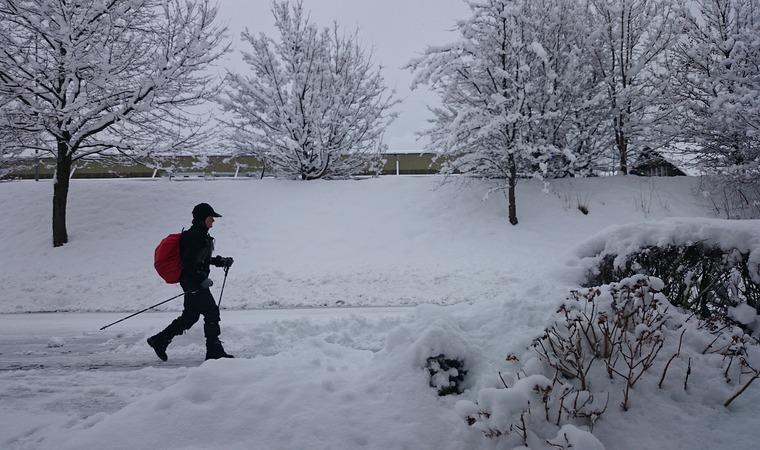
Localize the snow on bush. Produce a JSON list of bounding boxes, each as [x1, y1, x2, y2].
[[456, 374, 552, 439], [455, 372, 603, 448], [574, 219, 760, 280], [457, 275, 760, 449], [546, 424, 604, 450], [426, 354, 467, 396], [534, 275, 668, 411], [729, 303, 759, 328], [384, 311, 475, 396], [458, 276, 660, 446], [575, 218, 760, 332]]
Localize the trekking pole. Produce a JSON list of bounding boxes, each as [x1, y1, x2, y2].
[[99, 290, 197, 331], [217, 266, 230, 308]]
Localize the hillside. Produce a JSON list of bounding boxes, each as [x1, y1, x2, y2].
[[0, 175, 711, 313]]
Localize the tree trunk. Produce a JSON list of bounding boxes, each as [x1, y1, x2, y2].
[[301, 155, 330, 180], [507, 153, 518, 225], [53, 147, 71, 247], [619, 142, 628, 175], [616, 117, 628, 175]]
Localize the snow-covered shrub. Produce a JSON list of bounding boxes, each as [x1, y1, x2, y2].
[[455, 281, 676, 445], [457, 277, 666, 445], [458, 274, 760, 448], [394, 315, 474, 396], [546, 424, 605, 450], [576, 219, 760, 333], [456, 373, 606, 447], [587, 243, 760, 331], [426, 354, 467, 396], [535, 276, 667, 410], [456, 375, 552, 440]]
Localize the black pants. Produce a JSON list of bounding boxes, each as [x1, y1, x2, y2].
[[160, 285, 220, 342]]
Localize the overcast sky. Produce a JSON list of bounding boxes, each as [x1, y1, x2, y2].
[[215, 0, 469, 151]]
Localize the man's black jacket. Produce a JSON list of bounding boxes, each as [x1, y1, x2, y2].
[[180, 223, 225, 290]]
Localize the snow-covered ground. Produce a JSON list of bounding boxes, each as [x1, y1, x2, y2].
[[0, 175, 708, 313], [1, 175, 757, 449]]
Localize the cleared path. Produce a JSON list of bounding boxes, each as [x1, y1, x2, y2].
[[0, 307, 415, 372]]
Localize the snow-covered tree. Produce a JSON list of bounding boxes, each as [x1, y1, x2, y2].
[[408, 0, 603, 225], [584, 0, 678, 174], [669, 0, 760, 198], [522, 0, 609, 178], [219, 0, 397, 180], [0, 0, 228, 246]]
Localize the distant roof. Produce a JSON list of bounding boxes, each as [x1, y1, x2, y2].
[[658, 144, 703, 177]]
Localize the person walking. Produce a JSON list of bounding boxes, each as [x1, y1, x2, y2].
[[147, 202, 235, 361]]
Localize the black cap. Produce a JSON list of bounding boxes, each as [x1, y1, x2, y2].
[[192, 203, 222, 221]]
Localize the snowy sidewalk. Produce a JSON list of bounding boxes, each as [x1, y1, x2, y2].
[[0, 307, 415, 371]]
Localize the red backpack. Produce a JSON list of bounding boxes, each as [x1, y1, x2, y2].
[[154, 232, 183, 284]]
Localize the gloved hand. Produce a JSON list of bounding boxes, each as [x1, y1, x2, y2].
[[211, 256, 234, 268], [200, 278, 214, 289]]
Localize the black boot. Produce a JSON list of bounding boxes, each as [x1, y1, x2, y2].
[[147, 334, 171, 361], [205, 339, 234, 360]]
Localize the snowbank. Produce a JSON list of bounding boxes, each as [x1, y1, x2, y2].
[[572, 217, 760, 283], [47, 340, 462, 450]]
